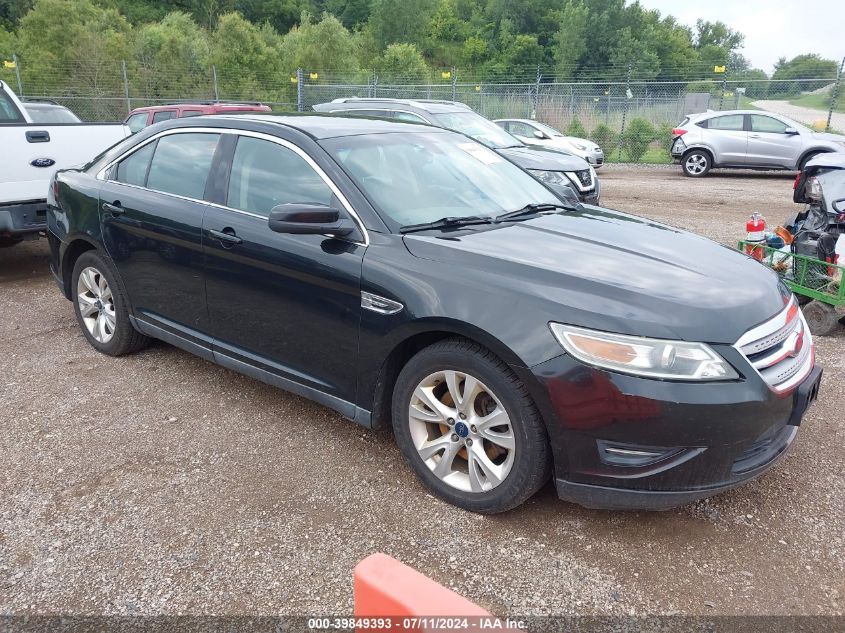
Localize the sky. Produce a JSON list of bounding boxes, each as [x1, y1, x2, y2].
[[636, 0, 844, 74]]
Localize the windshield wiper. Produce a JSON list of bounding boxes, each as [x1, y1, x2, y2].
[[494, 202, 578, 222], [400, 215, 493, 234]]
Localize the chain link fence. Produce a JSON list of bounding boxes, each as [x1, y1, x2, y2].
[[2, 58, 842, 163]]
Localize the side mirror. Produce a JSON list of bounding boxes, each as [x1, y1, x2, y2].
[[533, 129, 546, 139], [784, 127, 799, 135], [267, 203, 355, 237]]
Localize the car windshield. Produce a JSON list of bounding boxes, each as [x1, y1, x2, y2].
[[323, 131, 559, 229], [532, 122, 564, 137], [25, 105, 81, 123], [429, 111, 522, 149]]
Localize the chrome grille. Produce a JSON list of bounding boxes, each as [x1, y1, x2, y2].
[[574, 169, 593, 188], [735, 300, 814, 393]]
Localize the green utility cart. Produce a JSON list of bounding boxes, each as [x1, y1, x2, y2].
[[738, 240, 845, 336]]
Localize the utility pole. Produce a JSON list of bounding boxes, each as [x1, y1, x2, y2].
[[296, 68, 303, 112], [718, 64, 728, 111], [451, 67, 457, 102], [827, 56, 845, 132], [617, 63, 632, 161], [121, 60, 131, 114], [533, 64, 541, 118], [212, 65, 219, 102], [12, 53, 22, 95]]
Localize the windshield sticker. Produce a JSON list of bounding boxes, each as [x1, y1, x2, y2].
[[457, 142, 502, 165]]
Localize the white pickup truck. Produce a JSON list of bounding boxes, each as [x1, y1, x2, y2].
[[0, 80, 130, 246]]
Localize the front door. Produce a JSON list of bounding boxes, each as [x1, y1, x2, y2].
[[203, 134, 366, 405], [99, 131, 220, 341], [745, 114, 804, 168]]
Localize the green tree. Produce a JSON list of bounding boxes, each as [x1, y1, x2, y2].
[[281, 12, 359, 73], [0, 0, 32, 30], [590, 123, 617, 154], [132, 12, 210, 100], [368, 0, 436, 50], [565, 118, 586, 138], [375, 42, 429, 82], [622, 117, 656, 162], [234, 0, 308, 34], [772, 54, 839, 93], [551, 0, 588, 79], [210, 12, 286, 101]]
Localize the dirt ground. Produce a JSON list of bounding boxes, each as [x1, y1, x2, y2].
[[0, 165, 843, 619]]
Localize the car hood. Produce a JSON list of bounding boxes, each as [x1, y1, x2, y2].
[[403, 207, 787, 345], [497, 145, 590, 171]]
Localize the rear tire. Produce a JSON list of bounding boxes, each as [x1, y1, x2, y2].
[[71, 250, 150, 356], [391, 338, 552, 514], [802, 300, 839, 336], [682, 150, 712, 177]]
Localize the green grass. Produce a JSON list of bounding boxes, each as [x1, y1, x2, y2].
[[788, 92, 845, 114]]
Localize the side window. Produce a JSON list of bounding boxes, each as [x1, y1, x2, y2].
[[115, 141, 156, 186], [510, 122, 536, 137], [146, 133, 220, 199], [0, 88, 25, 123], [126, 112, 148, 133], [335, 109, 392, 118], [227, 136, 334, 217], [750, 115, 789, 134], [707, 115, 744, 131], [393, 111, 426, 123], [181, 110, 204, 118], [152, 110, 177, 124]]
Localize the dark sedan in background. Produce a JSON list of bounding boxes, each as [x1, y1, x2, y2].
[[46, 114, 820, 513]]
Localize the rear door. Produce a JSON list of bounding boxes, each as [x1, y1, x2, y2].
[[702, 114, 747, 165], [202, 132, 366, 406], [745, 114, 803, 168], [99, 130, 220, 348]]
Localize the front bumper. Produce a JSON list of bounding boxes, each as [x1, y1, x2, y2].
[[528, 353, 822, 511], [0, 200, 47, 238]]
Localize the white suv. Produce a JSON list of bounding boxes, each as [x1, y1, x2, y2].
[[670, 110, 845, 177]]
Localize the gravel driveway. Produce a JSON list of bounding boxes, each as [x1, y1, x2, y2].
[[752, 99, 845, 131], [1, 165, 843, 619]]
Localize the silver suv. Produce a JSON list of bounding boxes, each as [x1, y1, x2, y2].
[[670, 110, 845, 177]]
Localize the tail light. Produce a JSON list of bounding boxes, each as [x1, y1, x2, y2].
[[671, 128, 687, 137], [792, 171, 801, 190]]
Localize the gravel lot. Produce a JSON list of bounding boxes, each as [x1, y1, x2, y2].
[[1, 165, 843, 618]]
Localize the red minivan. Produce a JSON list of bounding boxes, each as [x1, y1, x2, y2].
[[123, 102, 272, 133]]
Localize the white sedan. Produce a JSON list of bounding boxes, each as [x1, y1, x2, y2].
[[495, 118, 604, 168]]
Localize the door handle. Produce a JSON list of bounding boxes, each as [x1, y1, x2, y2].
[[26, 130, 50, 143], [749, 134, 761, 138], [209, 228, 243, 245], [102, 201, 124, 215]]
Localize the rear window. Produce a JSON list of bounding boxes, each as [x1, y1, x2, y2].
[[152, 110, 177, 123], [181, 110, 204, 117], [126, 112, 148, 133], [0, 87, 25, 123], [146, 133, 220, 199]]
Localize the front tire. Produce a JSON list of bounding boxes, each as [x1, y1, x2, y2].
[[682, 150, 712, 177], [391, 338, 551, 513], [71, 250, 150, 356]]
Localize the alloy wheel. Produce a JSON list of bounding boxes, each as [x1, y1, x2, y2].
[[684, 153, 708, 175], [407, 370, 515, 493], [76, 266, 116, 344]]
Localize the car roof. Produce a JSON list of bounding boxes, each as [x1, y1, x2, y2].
[[494, 118, 541, 124], [180, 113, 443, 139], [690, 109, 779, 118], [315, 98, 471, 114], [24, 102, 67, 109]]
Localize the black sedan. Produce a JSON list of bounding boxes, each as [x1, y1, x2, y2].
[[47, 115, 821, 513]]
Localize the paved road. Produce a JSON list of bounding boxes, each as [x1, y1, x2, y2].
[[752, 99, 845, 131], [1, 166, 843, 618]]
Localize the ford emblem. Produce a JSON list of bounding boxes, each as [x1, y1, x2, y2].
[[30, 158, 56, 168]]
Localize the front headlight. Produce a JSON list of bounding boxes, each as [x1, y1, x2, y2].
[[549, 323, 739, 381], [528, 169, 569, 187]]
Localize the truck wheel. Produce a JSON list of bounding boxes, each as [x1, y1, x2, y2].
[[801, 300, 839, 336], [682, 150, 711, 177], [391, 338, 552, 514], [71, 250, 150, 356], [0, 236, 23, 248]]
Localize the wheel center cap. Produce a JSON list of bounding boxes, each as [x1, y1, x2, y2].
[[94, 299, 103, 310], [454, 421, 469, 438]]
